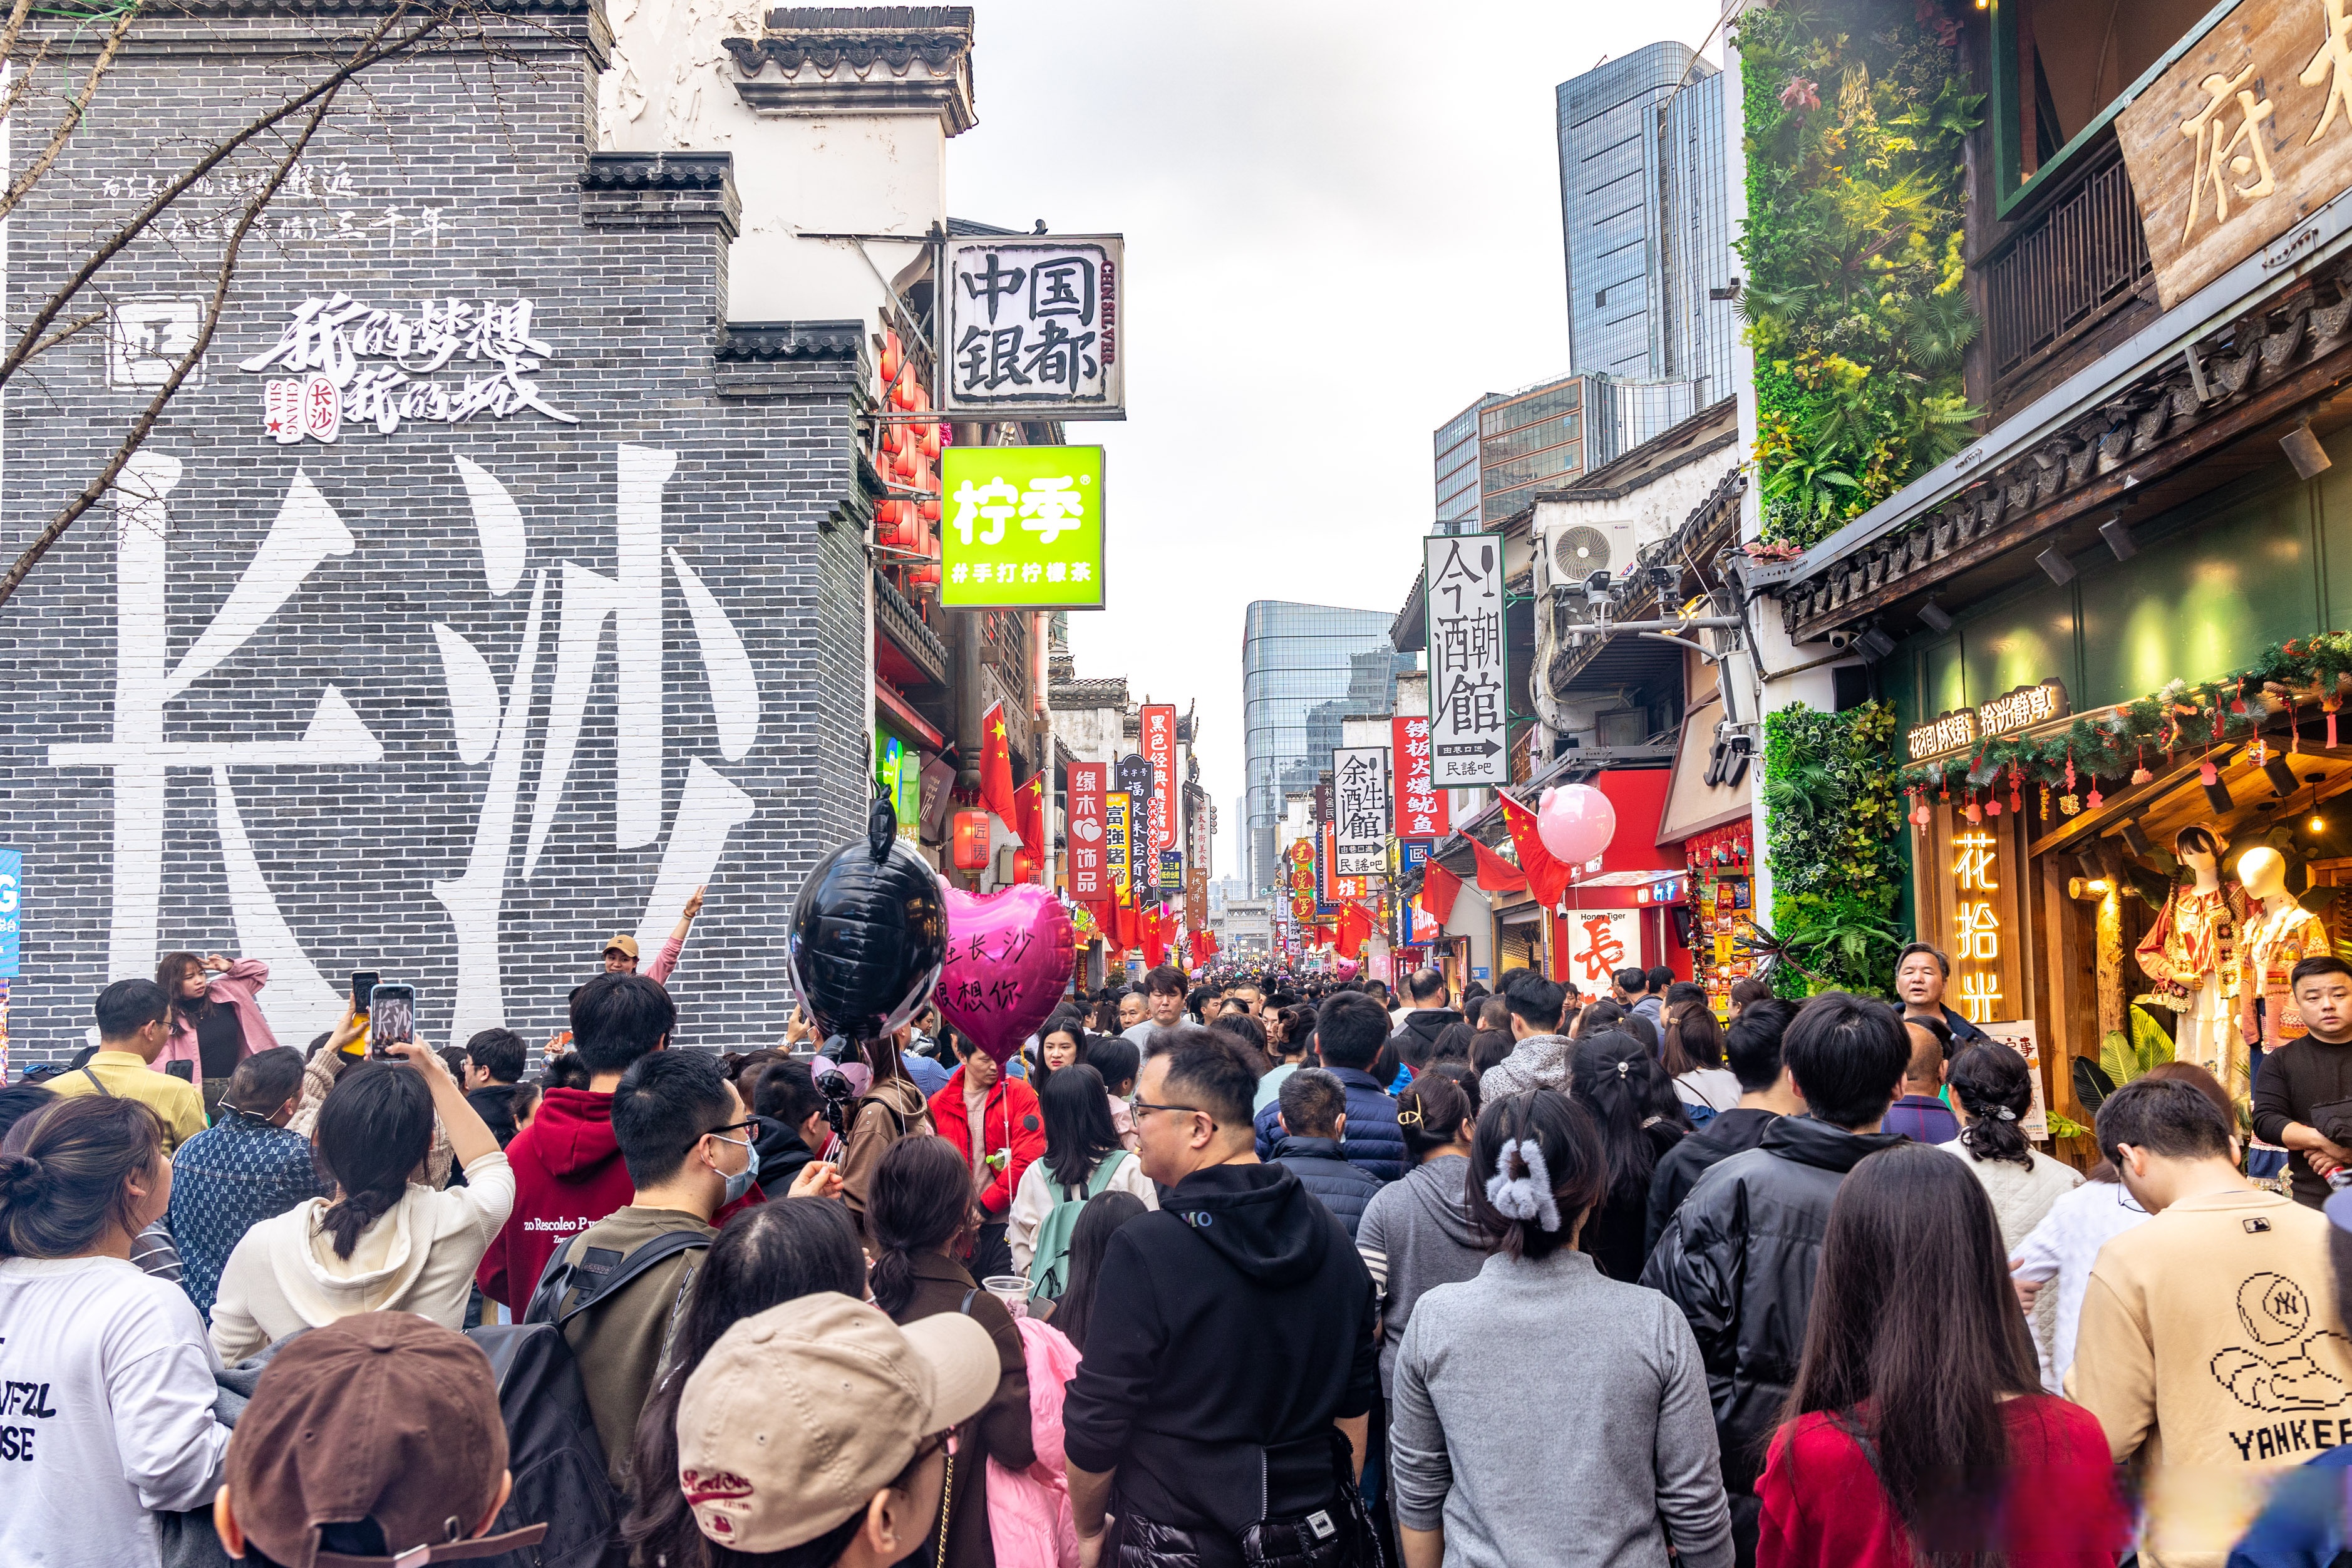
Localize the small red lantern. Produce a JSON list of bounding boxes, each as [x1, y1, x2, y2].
[[895, 445, 919, 479], [918, 498, 941, 522], [952, 809, 991, 871], [894, 376, 921, 411], [879, 330, 903, 384], [880, 423, 906, 456], [920, 423, 944, 460], [1013, 847, 1041, 884]]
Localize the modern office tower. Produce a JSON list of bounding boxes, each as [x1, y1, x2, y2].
[[1241, 602, 1406, 891]]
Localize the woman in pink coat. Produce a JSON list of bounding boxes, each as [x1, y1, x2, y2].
[[155, 951, 278, 1112]]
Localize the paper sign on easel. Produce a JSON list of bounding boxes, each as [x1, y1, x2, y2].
[[1974, 1018, 2048, 1142]]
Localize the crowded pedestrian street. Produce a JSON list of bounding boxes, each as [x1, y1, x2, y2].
[[11, 1, 2352, 1565]]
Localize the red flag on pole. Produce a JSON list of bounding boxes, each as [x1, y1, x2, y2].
[[1468, 836, 1527, 894], [1336, 904, 1371, 959], [1016, 774, 1044, 855], [1497, 793, 1572, 909], [1420, 861, 1463, 924], [980, 700, 1017, 827]]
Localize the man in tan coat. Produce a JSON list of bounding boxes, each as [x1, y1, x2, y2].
[[2071, 1077, 2352, 1567]]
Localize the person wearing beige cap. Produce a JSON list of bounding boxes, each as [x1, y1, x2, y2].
[[602, 884, 707, 984], [675, 1291, 1001, 1567], [212, 1311, 547, 1567]]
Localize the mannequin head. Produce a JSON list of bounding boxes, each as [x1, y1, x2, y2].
[[2238, 846, 2290, 902], [2177, 824, 2226, 887]]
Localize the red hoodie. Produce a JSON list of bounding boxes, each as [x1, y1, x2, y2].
[[928, 1068, 1045, 1217], [477, 1083, 765, 1306]]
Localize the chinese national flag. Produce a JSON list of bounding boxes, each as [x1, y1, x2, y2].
[[1016, 774, 1044, 855], [980, 700, 1018, 827], [1498, 793, 1573, 909], [1190, 929, 1216, 966], [1336, 904, 1371, 959], [1420, 861, 1463, 924], [1468, 836, 1527, 895], [1117, 905, 1141, 951], [1143, 909, 1170, 967]]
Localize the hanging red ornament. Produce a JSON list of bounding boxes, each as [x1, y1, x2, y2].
[[2131, 744, 2152, 787], [2039, 784, 2052, 820], [2249, 735, 2269, 768], [2065, 748, 2077, 792], [2329, 696, 2343, 750], [2231, 678, 2248, 716], [1964, 792, 1982, 824], [2085, 784, 2103, 810], [2060, 792, 2082, 817], [2213, 701, 2226, 741], [2199, 759, 2220, 787], [2009, 765, 2024, 813], [1986, 795, 2003, 817]]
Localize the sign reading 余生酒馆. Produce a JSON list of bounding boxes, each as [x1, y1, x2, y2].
[[939, 446, 1105, 610], [940, 235, 1124, 419], [1424, 534, 1509, 788], [1333, 746, 1391, 878]]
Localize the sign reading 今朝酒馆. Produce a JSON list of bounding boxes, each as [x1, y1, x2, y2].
[[1424, 534, 1509, 788]]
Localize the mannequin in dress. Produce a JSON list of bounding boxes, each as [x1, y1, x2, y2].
[[2134, 824, 2249, 1092], [2239, 846, 2331, 1059]]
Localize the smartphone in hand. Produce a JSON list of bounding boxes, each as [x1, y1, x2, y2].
[[368, 984, 416, 1059]]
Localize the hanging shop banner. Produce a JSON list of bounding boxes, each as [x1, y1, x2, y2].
[[1904, 680, 2069, 765], [1142, 704, 1177, 851], [939, 234, 1125, 418], [1115, 752, 1152, 808], [2116, 1, 2352, 309], [1158, 850, 1184, 893], [1187, 865, 1207, 932], [1391, 714, 1449, 840], [1068, 763, 1109, 901], [938, 445, 1106, 611], [1105, 790, 1133, 905], [1333, 746, 1391, 878], [1424, 533, 1508, 787], [1563, 908, 1638, 991]]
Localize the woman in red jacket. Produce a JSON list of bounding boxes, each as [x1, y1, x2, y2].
[[928, 1027, 1044, 1281], [1757, 1143, 2128, 1568]]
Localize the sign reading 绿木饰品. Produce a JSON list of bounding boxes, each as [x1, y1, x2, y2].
[[940, 235, 1125, 419], [939, 446, 1105, 609]]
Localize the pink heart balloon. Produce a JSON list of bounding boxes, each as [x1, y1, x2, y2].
[[934, 880, 1076, 1064]]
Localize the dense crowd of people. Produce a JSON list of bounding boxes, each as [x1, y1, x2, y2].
[[14, 928, 2352, 1567]]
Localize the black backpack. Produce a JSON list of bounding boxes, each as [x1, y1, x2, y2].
[[463, 1321, 622, 1568]]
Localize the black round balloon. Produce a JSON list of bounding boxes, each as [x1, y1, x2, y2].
[[788, 830, 948, 1043]]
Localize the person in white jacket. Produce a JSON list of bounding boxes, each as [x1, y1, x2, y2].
[[211, 1038, 512, 1361], [0, 1094, 233, 1568], [1008, 1065, 1155, 1282]]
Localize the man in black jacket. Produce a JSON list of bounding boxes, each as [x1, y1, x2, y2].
[[1066, 1027, 1378, 1568], [1644, 999, 1800, 1255], [1386, 968, 1461, 1065], [1641, 991, 1909, 1564], [1268, 1068, 1385, 1239], [462, 1026, 529, 1147]]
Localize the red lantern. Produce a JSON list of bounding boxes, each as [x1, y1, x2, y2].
[[917, 498, 941, 522], [920, 423, 944, 460], [880, 423, 906, 456], [908, 564, 940, 590], [894, 376, 921, 411], [1013, 847, 1041, 884], [880, 330, 902, 385], [952, 809, 991, 871], [895, 445, 919, 479]]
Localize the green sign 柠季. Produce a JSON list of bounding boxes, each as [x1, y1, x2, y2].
[[938, 445, 1105, 609]]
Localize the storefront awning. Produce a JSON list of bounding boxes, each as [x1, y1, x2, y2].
[[1658, 685, 1752, 843]]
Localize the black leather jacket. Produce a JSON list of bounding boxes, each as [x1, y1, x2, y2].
[[1638, 1115, 1907, 1493]]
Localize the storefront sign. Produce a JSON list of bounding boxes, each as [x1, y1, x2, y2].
[[1333, 746, 1391, 877], [1564, 908, 1638, 989], [940, 235, 1125, 419], [1424, 534, 1509, 787], [1105, 790, 1132, 904], [1903, 680, 2069, 764], [2117, 0, 2352, 308], [239, 294, 577, 435], [938, 445, 1106, 610], [1068, 763, 1108, 900], [1976, 1018, 2051, 1142], [1142, 704, 1177, 852], [1391, 714, 1449, 840], [1158, 849, 1184, 892], [873, 733, 921, 840], [0, 848, 20, 980]]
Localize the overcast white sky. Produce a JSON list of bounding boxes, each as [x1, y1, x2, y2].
[[948, 1, 1727, 880]]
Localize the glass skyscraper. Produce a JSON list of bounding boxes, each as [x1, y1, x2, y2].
[[1241, 602, 1408, 892], [1556, 42, 1736, 405]]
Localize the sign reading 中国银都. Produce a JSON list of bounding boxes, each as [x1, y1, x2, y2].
[[1333, 746, 1391, 878], [941, 236, 1124, 420], [2116, 0, 2352, 308], [1425, 534, 1509, 787], [939, 446, 1106, 610]]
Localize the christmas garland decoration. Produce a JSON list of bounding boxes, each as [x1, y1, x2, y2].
[[1898, 633, 2352, 820]]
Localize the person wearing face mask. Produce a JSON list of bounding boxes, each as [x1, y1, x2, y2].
[[534, 1050, 835, 1496], [163, 1046, 331, 1323]]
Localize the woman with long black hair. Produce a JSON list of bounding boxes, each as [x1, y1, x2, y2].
[[620, 1197, 869, 1568], [1570, 1031, 1691, 1281], [1043, 1189, 1148, 1349], [1008, 1064, 1155, 1295], [1756, 1143, 2127, 1567]]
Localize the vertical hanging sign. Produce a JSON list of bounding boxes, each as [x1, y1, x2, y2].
[[1391, 714, 1448, 840], [1425, 534, 1509, 787], [1333, 747, 1391, 877], [1142, 705, 1177, 852], [1068, 764, 1108, 902], [1104, 790, 1133, 905]]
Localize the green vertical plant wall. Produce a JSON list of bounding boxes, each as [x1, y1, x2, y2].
[[1735, 0, 1983, 548], [1761, 701, 1906, 996]]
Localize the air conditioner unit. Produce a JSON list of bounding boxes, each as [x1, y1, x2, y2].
[[1533, 511, 1641, 599]]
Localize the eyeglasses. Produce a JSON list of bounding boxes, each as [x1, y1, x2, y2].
[[1130, 1100, 1212, 1127], [681, 1118, 755, 1153]]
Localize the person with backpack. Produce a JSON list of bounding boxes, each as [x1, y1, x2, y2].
[[1011, 1065, 1157, 1301], [619, 1197, 870, 1568], [1043, 1190, 1150, 1349], [835, 1027, 937, 1240]]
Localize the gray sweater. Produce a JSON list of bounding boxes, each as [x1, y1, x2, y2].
[[1390, 1247, 1732, 1568], [1356, 1154, 1488, 1398], [1477, 1033, 1574, 1101]]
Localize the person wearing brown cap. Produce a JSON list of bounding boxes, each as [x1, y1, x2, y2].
[[673, 1291, 999, 1567], [213, 1311, 545, 1567], [602, 884, 707, 984]]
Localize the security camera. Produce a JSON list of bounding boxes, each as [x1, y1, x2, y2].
[[1581, 569, 1612, 601], [1826, 628, 1853, 650]]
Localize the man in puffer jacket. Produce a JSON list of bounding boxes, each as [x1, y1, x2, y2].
[[1478, 969, 1576, 1100], [1253, 991, 1404, 1180], [1641, 992, 1910, 1565], [1386, 969, 1462, 1067], [1267, 1070, 1385, 1239]]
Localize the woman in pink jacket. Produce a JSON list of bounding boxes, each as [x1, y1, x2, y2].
[[155, 951, 278, 1113]]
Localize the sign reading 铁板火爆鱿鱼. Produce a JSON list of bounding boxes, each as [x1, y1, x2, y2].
[[2117, 0, 2352, 309], [940, 235, 1123, 420], [939, 445, 1105, 610], [1903, 679, 2070, 765]]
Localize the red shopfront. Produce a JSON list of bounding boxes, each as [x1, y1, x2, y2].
[[1548, 767, 1692, 996]]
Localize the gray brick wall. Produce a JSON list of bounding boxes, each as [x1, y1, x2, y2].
[[0, 3, 874, 1065]]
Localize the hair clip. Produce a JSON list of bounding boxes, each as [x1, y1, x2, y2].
[[1616, 1060, 1631, 1078], [1992, 1106, 2018, 1121], [1485, 1137, 1563, 1232], [1397, 1108, 1423, 1126]]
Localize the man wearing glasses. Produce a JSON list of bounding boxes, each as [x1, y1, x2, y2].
[[1064, 1027, 1380, 1567], [537, 1050, 838, 1492]]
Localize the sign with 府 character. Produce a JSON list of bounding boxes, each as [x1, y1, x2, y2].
[[939, 446, 1105, 611], [940, 235, 1124, 420], [1333, 746, 1391, 878], [2117, 0, 2352, 309], [1424, 534, 1509, 788]]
